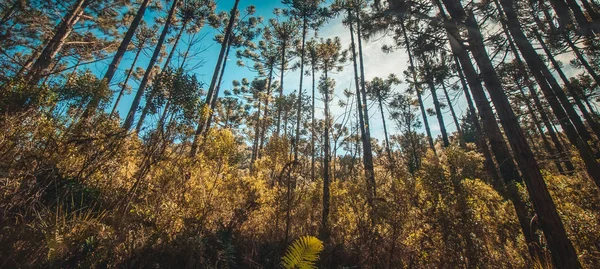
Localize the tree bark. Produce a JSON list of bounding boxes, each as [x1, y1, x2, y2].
[[110, 47, 142, 118], [26, 0, 88, 85], [467, 1, 584, 266], [123, 0, 179, 130], [293, 17, 308, 161], [400, 20, 436, 152], [191, 0, 239, 156], [425, 67, 450, 147], [499, 0, 600, 188]]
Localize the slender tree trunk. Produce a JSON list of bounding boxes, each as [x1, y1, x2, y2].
[[103, 0, 151, 84], [191, 0, 239, 156], [203, 33, 233, 136], [26, 0, 88, 85], [378, 95, 393, 162], [499, 0, 600, 188], [441, 80, 465, 147], [454, 56, 501, 185], [251, 99, 262, 169], [350, 9, 376, 207], [110, 47, 142, 118], [533, 29, 600, 139], [276, 40, 286, 136], [84, 0, 151, 117], [401, 20, 435, 152], [136, 20, 189, 132], [565, 36, 600, 86], [311, 64, 316, 181], [293, 17, 307, 161], [123, 0, 179, 130], [460, 1, 583, 266], [259, 65, 275, 156], [425, 68, 449, 147], [320, 69, 331, 242]]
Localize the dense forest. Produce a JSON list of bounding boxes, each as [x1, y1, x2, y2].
[[1, 0, 600, 268]]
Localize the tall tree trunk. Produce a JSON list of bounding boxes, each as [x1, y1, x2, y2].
[[191, 0, 239, 156], [441, 80, 465, 147], [351, 9, 376, 207], [251, 98, 262, 169], [111, 47, 142, 118], [494, 0, 575, 172], [459, 1, 583, 266], [499, 0, 600, 188], [123, 0, 179, 130], [454, 56, 501, 185], [320, 69, 331, 243], [103, 0, 151, 84], [311, 64, 316, 181], [26, 0, 88, 85], [377, 95, 393, 162], [259, 65, 275, 156], [565, 35, 600, 86], [401, 20, 435, 152], [438, 2, 536, 261], [202, 40, 233, 139], [293, 17, 308, 161], [135, 19, 189, 133], [275, 40, 286, 136], [425, 68, 450, 147], [533, 29, 600, 139]]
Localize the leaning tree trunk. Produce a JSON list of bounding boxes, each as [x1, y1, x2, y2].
[[424, 67, 450, 147], [438, 2, 536, 261], [460, 1, 583, 266], [441, 80, 465, 147], [123, 0, 179, 130], [275, 39, 287, 136], [26, 0, 88, 85], [454, 56, 502, 186], [136, 19, 190, 133], [320, 69, 331, 243], [191, 0, 239, 156], [84, 0, 152, 117], [110, 47, 141, 118], [498, 0, 600, 188], [377, 94, 393, 162], [401, 20, 436, 152]]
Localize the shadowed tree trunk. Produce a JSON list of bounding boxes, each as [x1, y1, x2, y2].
[[449, 0, 583, 266], [26, 0, 88, 85], [498, 0, 600, 188]]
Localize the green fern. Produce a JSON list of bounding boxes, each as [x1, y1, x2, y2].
[[280, 236, 324, 269]]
